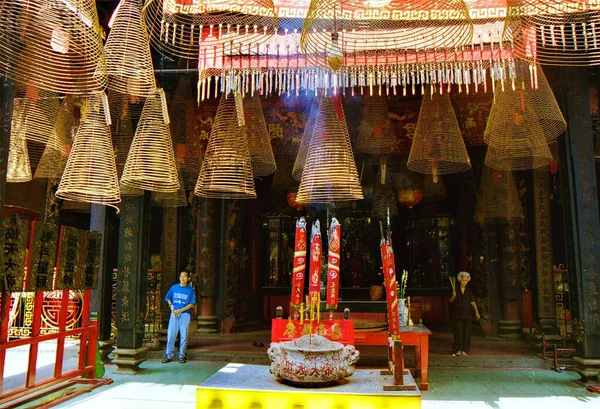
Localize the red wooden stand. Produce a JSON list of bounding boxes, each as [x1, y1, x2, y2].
[[381, 337, 416, 391], [0, 289, 111, 406]]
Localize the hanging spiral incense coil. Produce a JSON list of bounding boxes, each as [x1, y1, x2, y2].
[[0, 0, 107, 94], [422, 174, 447, 203], [372, 163, 398, 219], [408, 89, 471, 178], [18, 90, 61, 145], [504, 0, 600, 66], [141, 0, 278, 60], [355, 94, 397, 154], [7, 100, 32, 183], [292, 96, 319, 181], [151, 171, 188, 207], [301, 0, 473, 71], [122, 89, 181, 192], [169, 76, 202, 190], [195, 92, 256, 199], [105, 0, 156, 97], [244, 93, 276, 177], [484, 75, 553, 170], [297, 94, 363, 204], [56, 92, 121, 209], [475, 164, 524, 224]]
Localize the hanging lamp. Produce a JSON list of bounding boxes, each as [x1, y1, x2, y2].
[[297, 94, 363, 204], [56, 92, 121, 210], [503, 0, 600, 66], [301, 0, 473, 72], [105, 0, 156, 97], [244, 93, 276, 177], [195, 92, 256, 199], [407, 89, 471, 180], [141, 0, 278, 60]]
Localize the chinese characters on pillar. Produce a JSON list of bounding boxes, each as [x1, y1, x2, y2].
[[25, 222, 59, 292], [118, 202, 136, 325], [0, 216, 29, 292], [56, 226, 81, 290], [82, 231, 101, 290]]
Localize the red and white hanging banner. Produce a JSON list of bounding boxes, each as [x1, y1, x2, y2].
[[326, 218, 341, 310], [308, 220, 322, 306], [290, 217, 307, 308], [381, 236, 400, 335]]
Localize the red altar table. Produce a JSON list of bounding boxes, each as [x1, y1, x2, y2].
[[354, 324, 432, 391], [271, 319, 355, 346]]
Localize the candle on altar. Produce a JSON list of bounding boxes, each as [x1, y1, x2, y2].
[[299, 302, 304, 325], [317, 293, 320, 324]]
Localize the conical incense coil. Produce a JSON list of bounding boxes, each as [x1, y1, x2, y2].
[[122, 89, 181, 193], [503, 0, 600, 67], [6, 100, 32, 183], [141, 0, 278, 60], [195, 92, 256, 199], [297, 94, 363, 204], [34, 96, 77, 180], [151, 172, 187, 207], [355, 95, 397, 154], [408, 90, 471, 177], [244, 93, 276, 177], [169, 76, 201, 190], [108, 91, 135, 178], [372, 162, 398, 219], [105, 0, 156, 97], [0, 0, 107, 94], [484, 78, 553, 170], [17, 90, 61, 145], [475, 164, 524, 224], [292, 96, 319, 181], [422, 174, 447, 203], [56, 92, 121, 209], [301, 0, 473, 71]]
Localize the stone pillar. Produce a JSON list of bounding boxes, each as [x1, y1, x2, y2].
[[558, 67, 600, 381], [160, 207, 178, 330], [196, 198, 218, 333], [0, 76, 14, 211], [113, 194, 151, 374], [246, 199, 262, 320], [90, 204, 117, 362], [533, 169, 556, 333], [498, 222, 522, 338], [484, 224, 501, 336]]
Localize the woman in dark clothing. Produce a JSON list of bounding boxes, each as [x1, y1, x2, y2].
[[450, 271, 480, 356]]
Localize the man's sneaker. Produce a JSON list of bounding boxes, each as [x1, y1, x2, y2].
[[161, 358, 172, 363]]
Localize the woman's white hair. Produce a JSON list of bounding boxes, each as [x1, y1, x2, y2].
[[457, 271, 471, 281]]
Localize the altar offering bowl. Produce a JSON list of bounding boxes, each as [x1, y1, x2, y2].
[[267, 334, 360, 386]]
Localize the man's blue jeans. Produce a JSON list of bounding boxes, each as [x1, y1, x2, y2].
[[165, 312, 191, 360]]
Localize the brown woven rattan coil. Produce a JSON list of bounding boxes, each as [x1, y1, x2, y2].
[[297, 94, 363, 204], [244, 93, 276, 177], [422, 174, 447, 203], [122, 89, 180, 193], [301, 0, 473, 71], [105, 0, 156, 97], [141, 0, 278, 60], [56, 92, 121, 209], [292, 96, 319, 181], [195, 92, 256, 199], [503, 0, 600, 66], [355, 95, 397, 154], [407, 90, 471, 176], [0, 0, 107, 94]]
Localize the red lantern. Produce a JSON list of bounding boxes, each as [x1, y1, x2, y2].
[[287, 192, 304, 211], [397, 188, 423, 209]]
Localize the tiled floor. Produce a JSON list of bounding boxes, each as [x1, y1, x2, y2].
[[49, 362, 600, 409]]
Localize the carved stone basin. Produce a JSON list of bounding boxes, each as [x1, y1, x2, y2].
[[267, 334, 360, 386]]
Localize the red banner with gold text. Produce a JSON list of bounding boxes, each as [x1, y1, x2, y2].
[[308, 220, 322, 306], [290, 217, 307, 308], [326, 218, 341, 310]]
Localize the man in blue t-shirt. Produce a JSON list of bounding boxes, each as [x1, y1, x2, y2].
[[162, 271, 196, 363]]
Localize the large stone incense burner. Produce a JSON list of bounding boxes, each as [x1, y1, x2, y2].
[[267, 334, 360, 386]]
